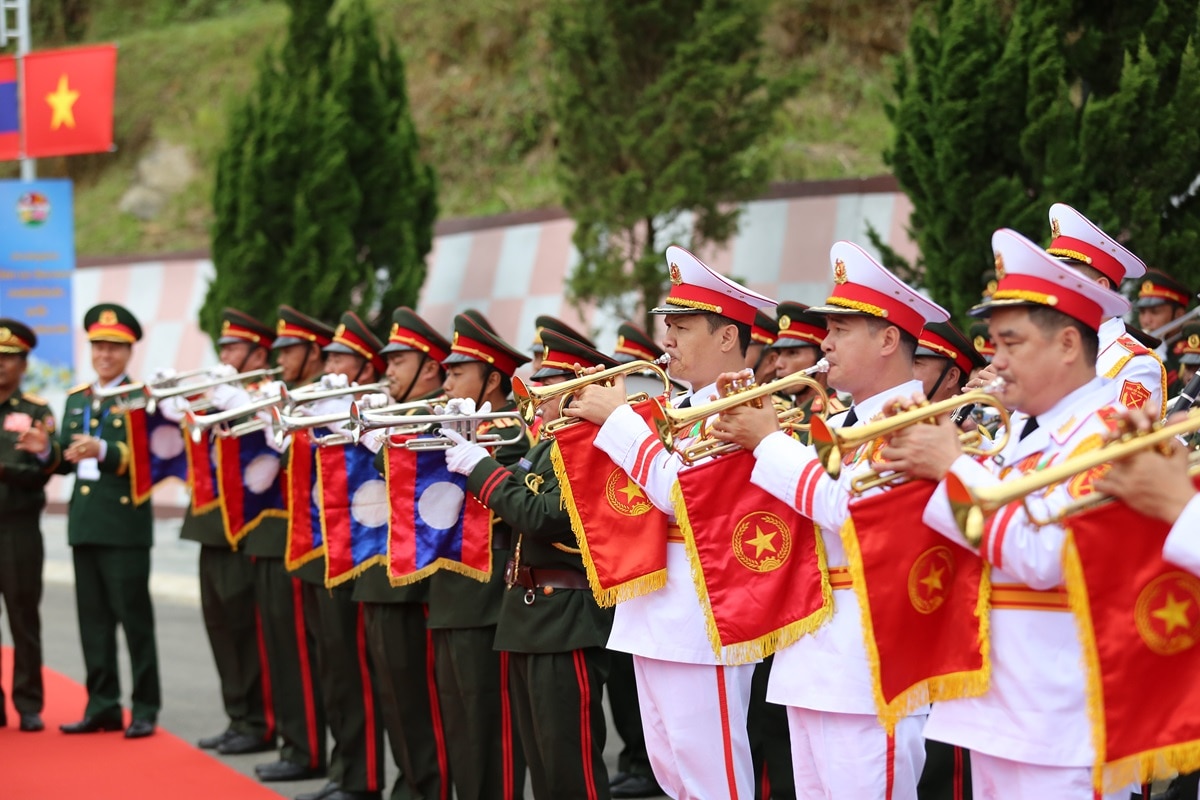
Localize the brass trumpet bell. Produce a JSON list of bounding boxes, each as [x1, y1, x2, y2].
[[511, 358, 672, 426]]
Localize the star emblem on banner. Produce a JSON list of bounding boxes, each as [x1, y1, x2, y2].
[[908, 546, 955, 615], [46, 74, 80, 129], [732, 511, 791, 573], [1136, 572, 1200, 655], [604, 468, 652, 516]]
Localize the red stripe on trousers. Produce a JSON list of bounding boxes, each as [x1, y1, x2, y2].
[[423, 610, 450, 800], [953, 745, 963, 800], [500, 651, 514, 800], [885, 732, 896, 799], [572, 650, 599, 800], [355, 604, 380, 791], [292, 579, 321, 768], [714, 666, 738, 800], [253, 585, 276, 739]]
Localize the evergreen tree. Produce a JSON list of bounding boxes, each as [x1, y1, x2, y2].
[[200, 0, 436, 338], [548, 0, 790, 329]]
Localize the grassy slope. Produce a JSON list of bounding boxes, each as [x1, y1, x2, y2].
[[1, 0, 915, 257]]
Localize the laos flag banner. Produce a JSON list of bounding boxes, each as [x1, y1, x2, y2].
[[0, 56, 17, 161], [319, 442, 389, 588], [286, 428, 325, 571], [217, 434, 285, 550]]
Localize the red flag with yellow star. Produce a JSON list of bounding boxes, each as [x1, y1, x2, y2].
[[22, 45, 117, 158], [1062, 493, 1200, 792]]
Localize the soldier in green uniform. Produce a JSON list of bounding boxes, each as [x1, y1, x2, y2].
[[170, 308, 277, 754], [0, 320, 59, 733], [747, 309, 780, 385], [431, 312, 531, 800], [55, 304, 160, 738], [771, 302, 837, 442], [1136, 269, 1193, 396], [252, 306, 334, 784], [442, 329, 616, 799], [968, 322, 995, 366], [528, 314, 594, 376], [353, 307, 453, 800], [913, 321, 987, 405]]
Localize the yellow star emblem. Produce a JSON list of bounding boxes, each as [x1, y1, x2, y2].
[[745, 526, 777, 559], [46, 74, 80, 130], [1153, 592, 1193, 635], [920, 564, 945, 594], [616, 478, 645, 504]]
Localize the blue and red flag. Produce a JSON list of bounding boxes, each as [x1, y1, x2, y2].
[[0, 56, 18, 161], [125, 405, 189, 506], [319, 442, 389, 587], [185, 426, 221, 514], [218, 433, 286, 550], [386, 435, 492, 586], [286, 428, 325, 571]]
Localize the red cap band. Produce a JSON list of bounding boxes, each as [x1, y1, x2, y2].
[[1047, 235, 1127, 285]]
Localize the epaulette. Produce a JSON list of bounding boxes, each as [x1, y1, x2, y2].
[[1123, 322, 1162, 351], [67, 383, 90, 395], [1115, 334, 1152, 358], [489, 417, 520, 429], [22, 392, 48, 406]]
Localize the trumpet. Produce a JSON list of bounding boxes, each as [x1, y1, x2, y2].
[[148, 366, 220, 387], [947, 408, 1200, 547], [368, 409, 530, 451], [90, 381, 147, 412], [271, 398, 440, 448], [185, 392, 285, 443], [279, 381, 390, 413], [512, 356, 672, 427], [650, 360, 831, 464], [144, 367, 282, 414], [812, 379, 1010, 489]]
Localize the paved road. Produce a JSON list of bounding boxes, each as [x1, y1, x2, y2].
[[35, 513, 646, 800]]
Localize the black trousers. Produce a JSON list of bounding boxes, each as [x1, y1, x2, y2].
[[254, 557, 326, 769], [0, 531, 43, 715], [917, 739, 972, 800], [198, 546, 269, 738], [748, 655, 795, 799]]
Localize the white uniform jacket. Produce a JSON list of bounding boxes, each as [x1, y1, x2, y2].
[[1098, 317, 1166, 418], [1165, 494, 1200, 577]]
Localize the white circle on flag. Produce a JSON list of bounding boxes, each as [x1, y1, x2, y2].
[[312, 482, 322, 509], [417, 481, 465, 530], [351, 479, 389, 529], [150, 425, 185, 460], [245, 454, 281, 494]]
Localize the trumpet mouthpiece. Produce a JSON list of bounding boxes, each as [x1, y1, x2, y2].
[[652, 353, 671, 366], [807, 359, 830, 375], [981, 376, 1006, 393]]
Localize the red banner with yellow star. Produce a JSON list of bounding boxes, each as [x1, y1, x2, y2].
[[1063, 492, 1200, 792], [844, 480, 990, 731], [672, 450, 832, 664], [548, 398, 669, 607], [22, 45, 117, 159]]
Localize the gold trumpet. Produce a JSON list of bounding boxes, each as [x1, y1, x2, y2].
[[812, 379, 1010, 488], [650, 360, 831, 464], [947, 408, 1200, 547], [512, 356, 672, 427]]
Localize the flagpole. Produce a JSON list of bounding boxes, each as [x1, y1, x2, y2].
[[15, 0, 32, 181]]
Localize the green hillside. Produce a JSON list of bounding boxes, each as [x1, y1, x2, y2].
[[2, 0, 917, 257]]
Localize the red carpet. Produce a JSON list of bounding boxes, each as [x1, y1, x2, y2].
[[0, 646, 282, 799]]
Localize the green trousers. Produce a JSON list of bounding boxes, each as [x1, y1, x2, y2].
[[0, 531, 43, 715]]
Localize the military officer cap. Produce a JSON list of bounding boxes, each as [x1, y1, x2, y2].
[[530, 315, 594, 355], [324, 311, 387, 374], [461, 308, 497, 335], [972, 229, 1129, 330], [218, 308, 275, 348], [273, 306, 336, 350], [1136, 269, 1192, 310], [84, 303, 142, 343], [612, 321, 665, 364], [1046, 203, 1146, 285], [531, 330, 619, 381], [0, 319, 36, 354], [751, 309, 779, 347], [809, 242, 949, 338], [916, 321, 988, 374], [1176, 322, 1200, 366], [379, 307, 452, 361], [444, 312, 530, 377], [969, 321, 995, 363], [653, 245, 776, 326], [771, 302, 827, 350]]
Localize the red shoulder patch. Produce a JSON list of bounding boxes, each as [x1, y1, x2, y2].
[[1119, 380, 1152, 410], [1116, 335, 1151, 357]]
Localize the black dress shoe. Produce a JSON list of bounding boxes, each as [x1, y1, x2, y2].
[[255, 760, 325, 782], [295, 781, 340, 800], [610, 773, 665, 798], [124, 719, 156, 739], [198, 729, 235, 749], [18, 713, 44, 732], [218, 732, 276, 755], [60, 715, 124, 734], [610, 771, 632, 787]]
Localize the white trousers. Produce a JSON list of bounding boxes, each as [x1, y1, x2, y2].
[[969, 751, 1129, 800], [632, 655, 756, 799], [787, 707, 926, 799]]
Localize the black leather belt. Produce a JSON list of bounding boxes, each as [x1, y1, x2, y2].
[[503, 558, 589, 604]]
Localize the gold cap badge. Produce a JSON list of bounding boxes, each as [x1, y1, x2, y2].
[[833, 259, 848, 285], [669, 262, 683, 285], [1051, 217, 1061, 239], [99, 310, 118, 326], [994, 253, 1006, 281], [778, 315, 791, 330]]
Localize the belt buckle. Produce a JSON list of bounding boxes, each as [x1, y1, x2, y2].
[[524, 588, 536, 606]]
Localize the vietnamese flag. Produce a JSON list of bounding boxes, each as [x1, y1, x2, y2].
[[22, 44, 117, 158], [0, 56, 18, 160]]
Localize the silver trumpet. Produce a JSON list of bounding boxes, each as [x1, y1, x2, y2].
[[185, 392, 285, 444], [350, 404, 529, 451], [145, 367, 282, 415], [279, 381, 390, 414], [270, 399, 438, 448], [90, 381, 147, 412]]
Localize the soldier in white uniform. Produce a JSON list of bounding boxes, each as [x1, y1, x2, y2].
[[711, 241, 950, 799], [565, 246, 775, 798], [872, 228, 1134, 798], [1045, 203, 1167, 418]]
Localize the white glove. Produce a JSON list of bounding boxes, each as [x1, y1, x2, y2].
[[360, 429, 388, 454], [258, 380, 285, 399], [360, 392, 391, 409], [151, 367, 178, 384], [158, 394, 190, 423], [320, 373, 349, 390], [208, 364, 238, 379], [477, 401, 492, 415], [304, 396, 352, 418], [441, 428, 489, 475], [445, 397, 475, 416], [211, 383, 251, 412]]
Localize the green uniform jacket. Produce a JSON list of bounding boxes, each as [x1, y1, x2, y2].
[[426, 401, 530, 630], [467, 439, 613, 654], [55, 380, 153, 547], [0, 389, 60, 531], [180, 505, 228, 547]]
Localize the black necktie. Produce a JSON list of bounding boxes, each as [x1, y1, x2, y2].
[[843, 406, 858, 427], [677, 396, 692, 409], [1019, 416, 1039, 441]]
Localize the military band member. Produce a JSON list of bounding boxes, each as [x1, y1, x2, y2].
[[54, 304, 161, 738], [913, 322, 987, 406], [353, 307, 453, 800], [968, 322, 995, 366], [1175, 321, 1200, 391], [566, 246, 776, 797], [432, 311, 531, 800], [711, 243, 949, 799], [1046, 203, 1167, 417], [251, 306, 334, 783], [882, 229, 1133, 798], [528, 314, 594, 376], [1135, 269, 1193, 394], [747, 309, 780, 385], [771, 302, 837, 427], [0, 320, 59, 733]]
